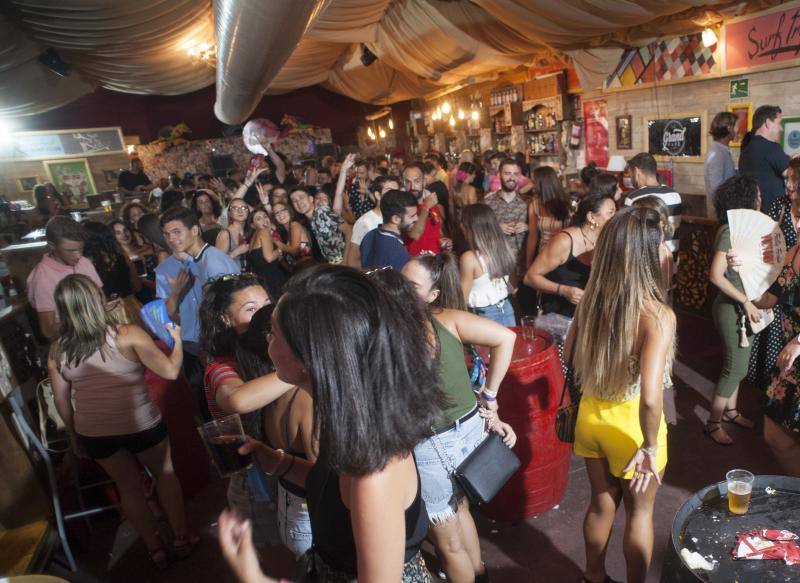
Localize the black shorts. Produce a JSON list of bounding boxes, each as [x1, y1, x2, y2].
[[77, 421, 168, 460]]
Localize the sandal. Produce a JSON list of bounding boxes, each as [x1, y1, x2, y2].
[[722, 408, 755, 429], [171, 533, 200, 560], [704, 421, 734, 445], [148, 547, 169, 570]]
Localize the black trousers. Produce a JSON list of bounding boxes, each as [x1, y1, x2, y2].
[[183, 351, 212, 423]]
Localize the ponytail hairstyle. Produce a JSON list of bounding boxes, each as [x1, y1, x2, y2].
[[533, 166, 571, 222], [580, 161, 601, 187], [411, 252, 466, 311], [460, 203, 515, 280]]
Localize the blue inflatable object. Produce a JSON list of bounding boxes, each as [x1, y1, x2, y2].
[[140, 299, 176, 348]]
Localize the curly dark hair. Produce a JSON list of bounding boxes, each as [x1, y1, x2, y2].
[[713, 175, 760, 224], [82, 221, 125, 280], [199, 274, 267, 358], [276, 264, 447, 475]]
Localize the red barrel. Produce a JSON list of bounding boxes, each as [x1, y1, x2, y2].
[[479, 327, 572, 521]]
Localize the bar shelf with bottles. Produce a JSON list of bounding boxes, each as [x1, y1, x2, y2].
[[489, 85, 523, 143]]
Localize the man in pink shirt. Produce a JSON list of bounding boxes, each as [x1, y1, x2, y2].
[[27, 216, 102, 338]]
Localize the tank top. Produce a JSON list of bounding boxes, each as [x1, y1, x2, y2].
[[433, 318, 478, 430], [531, 198, 567, 252], [278, 388, 309, 498], [541, 232, 591, 318], [246, 247, 288, 299], [59, 330, 161, 437], [468, 253, 509, 308], [305, 461, 428, 576]]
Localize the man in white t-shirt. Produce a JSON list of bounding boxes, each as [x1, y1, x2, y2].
[[345, 175, 400, 268]]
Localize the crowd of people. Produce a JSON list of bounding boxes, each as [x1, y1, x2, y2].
[[20, 104, 800, 583]]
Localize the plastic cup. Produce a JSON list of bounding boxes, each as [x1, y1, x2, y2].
[[726, 469, 755, 515], [197, 414, 253, 477]]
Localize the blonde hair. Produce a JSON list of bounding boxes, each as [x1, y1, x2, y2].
[[632, 196, 673, 238], [50, 274, 116, 369], [573, 208, 674, 393]]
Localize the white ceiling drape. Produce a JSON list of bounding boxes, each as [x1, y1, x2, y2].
[[0, 0, 774, 117]]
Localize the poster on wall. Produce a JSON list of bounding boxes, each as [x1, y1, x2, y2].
[[726, 103, 752, 148], [3, 127, 126, 161], [43, 158, 97, 205], [725, 2, 800, 73], [644, 112, 707, 163], [583, 100, 609, 168], [781, 117, 800, 157]]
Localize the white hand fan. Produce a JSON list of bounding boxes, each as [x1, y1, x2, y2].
[[727, 209, 786, 300]]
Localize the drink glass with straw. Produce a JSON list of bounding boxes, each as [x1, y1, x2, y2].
[[198, 414, 253, 477], [726, 469, 755, 515]]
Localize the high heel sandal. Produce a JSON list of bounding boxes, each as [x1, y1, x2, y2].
[[148, 547, 169, 570], [704, 420, 734, 445], [171, 533, 200, 560], [722, 408, 755, 429]]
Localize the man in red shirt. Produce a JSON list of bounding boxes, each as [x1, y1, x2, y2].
[[401, 162, 452, 256]]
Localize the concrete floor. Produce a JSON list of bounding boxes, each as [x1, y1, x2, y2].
[[45, 310, 786, 583]]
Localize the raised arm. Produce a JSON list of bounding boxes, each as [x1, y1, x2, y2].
[[119, 323, 183, 379], [335, 154, 356, 216], [264, 143, 286, 185]]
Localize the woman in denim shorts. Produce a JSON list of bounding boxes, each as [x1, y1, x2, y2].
[[402, 254, 518, 583]]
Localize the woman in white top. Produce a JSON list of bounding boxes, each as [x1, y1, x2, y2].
[[459, 203, 516, 326]]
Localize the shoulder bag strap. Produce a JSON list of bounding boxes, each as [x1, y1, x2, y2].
[[558, 320, 578, 408]]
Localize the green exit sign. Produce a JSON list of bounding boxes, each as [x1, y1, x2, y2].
[[730, 78, 749, 99]]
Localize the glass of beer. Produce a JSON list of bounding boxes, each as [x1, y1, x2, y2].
[[726, 469, 755, 515], [198, 414, 253, 477]]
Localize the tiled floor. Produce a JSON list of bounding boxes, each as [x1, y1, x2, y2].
[[45, 310, 786, 583]]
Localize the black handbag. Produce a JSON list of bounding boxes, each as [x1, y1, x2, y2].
[[454, 432, 521, 505], [555, 324, 580, 443]]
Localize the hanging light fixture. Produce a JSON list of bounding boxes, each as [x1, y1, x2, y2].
[[388, 118, 394, 130], [379, 127, 386, 138], [442, 101, 452, 115], [702, 27, 718, 48], [471, 110, 479, 121], [449, 115, 456, 127], [458, 109, 465, 120]]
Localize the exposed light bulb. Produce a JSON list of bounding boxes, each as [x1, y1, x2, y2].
[[449, 115, 456, 127], [442, 102, 452, 115], [379, 127, 386, 138], [702, 27, 718, 48], [388, 118, 394, 130], [471, 110, 479, 121], [126, 145, 136, 155], [458, 109, 465, 120]]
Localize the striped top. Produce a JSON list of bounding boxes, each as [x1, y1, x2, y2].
[[204, 357, 241, 420], [624, 186, 682, 257]]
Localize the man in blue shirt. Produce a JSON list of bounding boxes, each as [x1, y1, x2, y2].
[[360, 189, 418, 271], [156, 205, 239, 420], [739, 105, 790, 211]]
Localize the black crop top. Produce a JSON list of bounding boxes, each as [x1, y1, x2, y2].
[[305, 460, 428, 576], [541, 231, 591, 318]]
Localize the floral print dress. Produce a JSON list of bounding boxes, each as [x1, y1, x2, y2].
[[765, 255, 800, 434]]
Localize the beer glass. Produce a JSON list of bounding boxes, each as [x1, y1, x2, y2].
[[726, 469, 755, 515], [198, 414, 253, 477]]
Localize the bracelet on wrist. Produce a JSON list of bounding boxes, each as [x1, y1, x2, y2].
[[265, 449, 285, 476], [641, 444, 657, 456], [482, 386, 498, 398], [481, 393, 497, 402]]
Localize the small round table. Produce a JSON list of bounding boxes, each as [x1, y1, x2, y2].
[[662, 474, 800, 582]]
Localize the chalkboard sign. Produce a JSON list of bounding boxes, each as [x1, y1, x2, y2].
[[644, 112, 707, 163], [1, 127, 125, 161]]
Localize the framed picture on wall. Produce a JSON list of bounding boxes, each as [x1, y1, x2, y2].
[[726, 103, 752, 148], [643, 111, 707, 164], [43, 158, 97, 206], [616, 115, 633, 149], [16, 176, 38, 193], [781, 116, 800, 157]]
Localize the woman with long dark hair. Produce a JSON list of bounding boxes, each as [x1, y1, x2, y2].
[[246, 206, 288, 299], [589, 173, 623, 203], [569, 208, 674, 583], [401, 253, 516, 583], [82, 221, 148, 306], [48, 274, 194, 569], [459, 203, 516, 326], [524, 194, 616, 320], [191, 189, 223, 231], [453, 162, 479, 219], [272, 201, 313, 270], [223, 265, 447, 581], [235, 305, 315, 558], [526, 166, 573, 268]]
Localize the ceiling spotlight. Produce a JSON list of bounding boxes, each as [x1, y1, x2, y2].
[[702, 27, 718, 48], [360, 43, 378, 67]]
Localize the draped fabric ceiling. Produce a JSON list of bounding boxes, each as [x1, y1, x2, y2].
[[0, 0, 775, 118]]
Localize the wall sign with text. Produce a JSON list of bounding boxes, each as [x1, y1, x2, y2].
[[726, 2, 800, 73], [0, 127, 125, 161], [644, 112, 707, 164]]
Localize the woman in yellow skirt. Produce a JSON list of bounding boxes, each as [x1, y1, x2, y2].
[[566, 207, 676, 583]]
